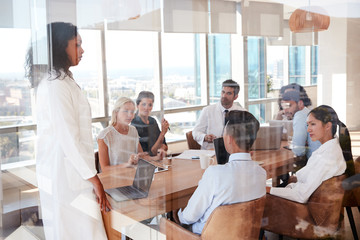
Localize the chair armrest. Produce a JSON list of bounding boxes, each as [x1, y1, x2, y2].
[[159, 217, 200, 240]]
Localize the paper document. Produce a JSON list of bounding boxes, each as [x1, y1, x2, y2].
[[175, 150, 215, 160]]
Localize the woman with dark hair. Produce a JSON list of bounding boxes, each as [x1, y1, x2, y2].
[[269, 105, 352, 203], [131, 91, 169, 156], [26, 22, 109, 239]]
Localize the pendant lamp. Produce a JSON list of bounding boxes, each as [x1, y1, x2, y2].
[[289, 6, 330, 33]]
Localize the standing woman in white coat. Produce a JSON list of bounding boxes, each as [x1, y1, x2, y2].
[[26, 22, 111, 239]]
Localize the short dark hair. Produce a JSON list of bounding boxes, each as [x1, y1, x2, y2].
[[136, 91, 155, 105], [224, 110, 260, 151], [222, 79, 240, 96]]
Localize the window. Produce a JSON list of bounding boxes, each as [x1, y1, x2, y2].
[[164, 110, 200, 141], [106, 31, 159, 110], [0, 28, 33, 127], [311, 45, 318, 85], [72, 29, 104, 117], [208, 34, 231, 103], [162, 33, 204, 108], [247, 37, 266, 122], [289, 46, 306, 85]]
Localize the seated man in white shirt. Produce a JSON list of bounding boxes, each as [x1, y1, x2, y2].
[[173, 110, 266, 235], [192, 79, 246, 150]]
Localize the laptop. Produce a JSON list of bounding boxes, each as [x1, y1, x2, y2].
[[214, 137, 230, 165], [105, 158, 156, 202], [269, 120, 293, 141], [251, 126, 283, 150]]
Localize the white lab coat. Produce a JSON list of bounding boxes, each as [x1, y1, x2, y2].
[[36, 70, 107, 240]]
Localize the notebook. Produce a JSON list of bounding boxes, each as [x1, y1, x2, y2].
[[269, 120, 293, 141], [214, 137, 230, 165], [105, 158, 156, 202], [251, 126, 283, 150]]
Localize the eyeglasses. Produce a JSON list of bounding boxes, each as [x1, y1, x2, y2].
[[120, 110, 135, 115]]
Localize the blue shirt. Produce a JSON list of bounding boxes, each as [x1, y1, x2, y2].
[[178, 152, 266, 234], [292, 107, 321, 158]]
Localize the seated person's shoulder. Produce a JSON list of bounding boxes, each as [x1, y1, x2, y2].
[[147, 116, 157, 124], [131, 115, 142, 125], [98, 126, 112, 139]]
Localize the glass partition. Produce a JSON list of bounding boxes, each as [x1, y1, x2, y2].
[[0, 0, 359, 239]]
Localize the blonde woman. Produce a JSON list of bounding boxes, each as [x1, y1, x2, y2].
[[97, 97, 163, 171]]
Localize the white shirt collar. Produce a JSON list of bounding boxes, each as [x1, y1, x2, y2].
[[229, 152, 252, 162], [218, 102, 232, 113]]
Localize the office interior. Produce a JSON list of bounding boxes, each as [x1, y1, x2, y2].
[[0, 0, 360, 239]]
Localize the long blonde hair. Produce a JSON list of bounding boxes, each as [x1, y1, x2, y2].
[[110, 97, 135, 126]]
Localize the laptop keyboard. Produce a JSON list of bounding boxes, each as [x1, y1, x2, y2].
[[118, 186, 145, 199]]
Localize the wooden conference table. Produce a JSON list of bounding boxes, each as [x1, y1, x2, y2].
[[99, 141, 294, 239]]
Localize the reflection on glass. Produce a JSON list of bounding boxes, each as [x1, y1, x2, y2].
[[209, 34, 231, 104], [0, 130, 36, 165], [162, 33, 202, 108]]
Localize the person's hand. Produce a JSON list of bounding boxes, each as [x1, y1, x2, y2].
[[172, 209, 181, 224], [89, 175, 112, 212], [157, 149, 166, 160], [161, 119, 170, 134], [288, 175, 298, 184], [276, 110, 286, 120], [128, 154, 139, 166], [204, 134, 216, 143]]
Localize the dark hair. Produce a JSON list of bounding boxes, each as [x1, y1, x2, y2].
[[25, 22, 78, 88], [136, 91, 155, 105], [224, 110, 260, 151], [309, 105, 354, 176], [222, 79, 240, 96], [278, 83, 312, 110]]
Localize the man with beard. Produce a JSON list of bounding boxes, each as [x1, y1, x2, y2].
[[281, 89, 321, 159], [192, 79, 246, 150]]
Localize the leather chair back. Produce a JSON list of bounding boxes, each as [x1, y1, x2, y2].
[[160, 195, 266, 240], [186, 131, 201, 150], [307, 174, 346, 231], [262, 174, 346, 239], [201, 196, 266, 240]]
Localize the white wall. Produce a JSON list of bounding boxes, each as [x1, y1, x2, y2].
[[346, 18, 360, 130]]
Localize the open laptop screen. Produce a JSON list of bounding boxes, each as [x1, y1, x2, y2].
[[133, 159, 156, 193]]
